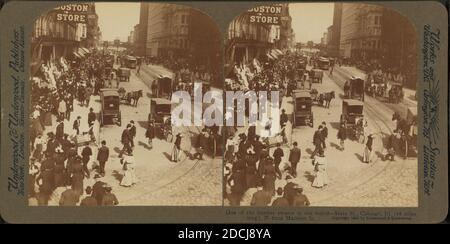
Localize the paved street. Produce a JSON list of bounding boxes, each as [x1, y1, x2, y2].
[[233, 64, 418, 207], [43, 65, 222, 206]]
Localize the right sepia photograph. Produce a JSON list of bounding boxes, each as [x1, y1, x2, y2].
[[223, 3, 418, 207]]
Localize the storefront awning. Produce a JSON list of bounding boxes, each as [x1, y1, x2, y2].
[[73, 51, 82, 59], [78, 48, 87, 55], [77, 50, 86, 58], [266, 53, 276, 60], [81, 47, 90, 54], [273, 49, 283, 55]]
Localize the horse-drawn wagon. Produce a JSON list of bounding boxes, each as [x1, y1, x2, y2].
[[340, 99, 364, 143]]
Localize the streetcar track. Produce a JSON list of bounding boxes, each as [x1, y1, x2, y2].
[[122, 124, 205, 203]]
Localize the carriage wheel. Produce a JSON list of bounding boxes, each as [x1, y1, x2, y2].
[[310, 113, 314, 128], [118, 112, 122, 126], [99, 112, 103, 126]]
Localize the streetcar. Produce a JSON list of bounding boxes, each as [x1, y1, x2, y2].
[[121, 55, 137, 69], [316, 57, 330, 70], [293, 90, 314, 127], [340, 99, 364, 143]]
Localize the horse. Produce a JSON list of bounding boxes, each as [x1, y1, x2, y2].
[[320, 91, 335, 108], [125, 90, 143, 107]]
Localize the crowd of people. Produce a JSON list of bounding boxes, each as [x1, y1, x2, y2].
[[28, 50, 123, 206]]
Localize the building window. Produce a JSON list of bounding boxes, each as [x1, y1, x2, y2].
[[181, 15, 186, 24]]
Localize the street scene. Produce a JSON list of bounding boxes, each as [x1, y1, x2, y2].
[[28, 3, 222, 206], [223, 3, 418, 207]]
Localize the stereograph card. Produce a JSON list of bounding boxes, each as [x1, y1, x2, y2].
[[0, 0, 447, 223]]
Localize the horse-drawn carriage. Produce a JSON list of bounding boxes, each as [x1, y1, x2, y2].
[[388, 82, 404, 104], [365, 73, 387, 98], [309, 69, 324, 83], [99, 88, 121, 126], [117, 67, 131, 82], [344, 77, 365, 101], [310, 89, 335, 108], [117, 87, 143, 106], [340, 99, 365, 143], [148, 98, 173, 141], [293, 90, 314, 127]]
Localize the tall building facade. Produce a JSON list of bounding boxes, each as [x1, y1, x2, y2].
[[138, 3, 221, 76], [328, 2, 342, 57], [339, 3, 383, 60]]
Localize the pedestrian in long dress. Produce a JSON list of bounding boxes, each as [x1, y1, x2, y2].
[[120, 152, 137, 187], [312, 150, 328, 188], [363, 134, 374, 163]]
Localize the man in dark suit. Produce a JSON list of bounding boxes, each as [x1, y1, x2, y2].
[[129, 120, 136, 148], [321, 121, 328, 149], [97, 140, 109, 176], [59, 187, 79, 206], [73, 116, 81, 135], [272, 187, 289, 206], [81, 145, 92, 178], [288, 142, 301, 177], [292, 187, 310, 207], [92, 175, 106, 205], [119, 124, 132, 157], [272, 143, 284, 179], [250, 186, 272, 206], [311, 125, 323, 159], [55, 120, 64, 142], [88, 107, 96, 127], [80, 186, 97, 206], [102, 185, 119, 206]]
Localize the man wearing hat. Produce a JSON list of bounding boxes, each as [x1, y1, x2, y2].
[[288, 142, 301, 178], [73, 116, 81, 135], [97, 140, 109, 176], [311, 125, 323, 159], [102, 184, 119, 206], [88, 107, 96, 127], [172, 133, 183, 162], [92, 175, 107, 205], [272, 187, 289, 206], [80, 186, 97, 206], [292, 186, 310, 207], [55, 119, 64, 142], [129, 120, 136, 148], [59, 186, 80, 206], [250, 185, 272, 206], [119, 124, 132, 158]]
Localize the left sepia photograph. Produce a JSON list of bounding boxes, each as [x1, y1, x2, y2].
[[28, 2, 223, 206]]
